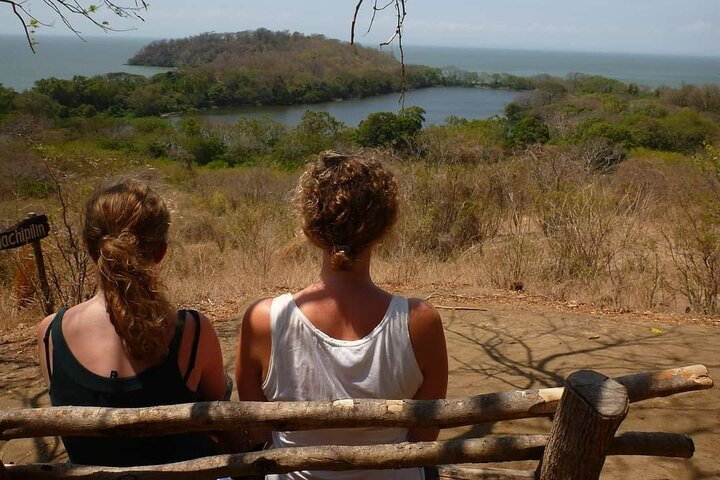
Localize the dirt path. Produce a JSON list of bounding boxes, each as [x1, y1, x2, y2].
[[1, 292, 718, 479]]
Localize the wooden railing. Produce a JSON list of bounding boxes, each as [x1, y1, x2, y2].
[[0, 364, 713, 480]]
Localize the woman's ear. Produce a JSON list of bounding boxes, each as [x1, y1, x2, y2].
[[154, 242, 168, 264]]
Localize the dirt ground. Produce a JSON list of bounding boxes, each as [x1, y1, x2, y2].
[[1, 289, 718, 479]]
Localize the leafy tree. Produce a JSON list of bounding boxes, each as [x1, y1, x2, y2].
[[509, 116, 550, 146], [226, 117, 286, 165], [0, 84, 16, 116], [13, 90, 60, 117], [274, 111, 349, 166], [178, 118, 227, 166], [355, 106, 425, 150]]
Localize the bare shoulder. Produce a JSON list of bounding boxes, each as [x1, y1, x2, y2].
[[407, 297, 442, 329], [406, 297, 447, 370], [242, 297, 274, 333]]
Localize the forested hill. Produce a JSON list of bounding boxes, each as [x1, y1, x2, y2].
[[125, 29, 441, 105], [129, 29, 400, 70]]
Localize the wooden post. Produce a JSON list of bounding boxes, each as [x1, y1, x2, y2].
[[27, 213, 53, 315], [537, 370, 629, 480], [0, 459, 10, 480]]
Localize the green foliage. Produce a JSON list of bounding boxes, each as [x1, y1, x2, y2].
[[694, 143, 720, 181], [624, 108, 714, 153], [227, 117, 287, 165], [274, 111, 349, 167], [179, 118, 228, 166], [509, 116, 550, 146], [13, 90, 61, 117], [355, 107, 425, 150], [13, 178, 54, 199], [0, 84, 16, 116], [569, 74, 625, 95], [420, 117, 508, 164], [576, 118, 635, 148]]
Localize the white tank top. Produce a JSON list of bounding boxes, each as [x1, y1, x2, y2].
[[262, 293, 425, 480]]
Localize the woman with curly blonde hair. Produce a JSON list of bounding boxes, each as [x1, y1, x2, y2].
[[235, 151, 448, 479], [37, 179, 229, 466]]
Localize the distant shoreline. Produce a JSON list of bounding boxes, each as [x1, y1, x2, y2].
[[1, 35, 718, 91]]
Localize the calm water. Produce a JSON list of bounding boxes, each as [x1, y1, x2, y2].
[[197, 87, 517, 126], [402, 46, 720, 88], [1, 35, 718, 125], [0, 35, 169, 91]]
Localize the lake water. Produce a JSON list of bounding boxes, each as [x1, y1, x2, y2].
[[196, 87, 518, 126], [1, 35, 718, 125]]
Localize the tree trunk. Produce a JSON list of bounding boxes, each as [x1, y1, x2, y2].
[[537, 370, 629, 480]]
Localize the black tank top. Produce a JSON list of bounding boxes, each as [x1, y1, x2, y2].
[[44, 309, 219, 466]]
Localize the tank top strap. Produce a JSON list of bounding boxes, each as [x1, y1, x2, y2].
[[167, 310, 187, 359], [385, 295, 410, 332], [176, 310, 202, 383], [269, 293, 295, 333], [44, 308, 68, 380]]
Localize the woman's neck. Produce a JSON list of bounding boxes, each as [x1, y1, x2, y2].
[[318, 249, 376, 289]]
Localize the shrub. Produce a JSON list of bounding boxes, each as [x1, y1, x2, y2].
[[509, 116, 550, 146], [398, 164, 502, 259]]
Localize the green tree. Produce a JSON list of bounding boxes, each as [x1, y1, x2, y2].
[[509, 116, 550, 146], [179, 118, 227, 166], [0, 84, 16, 116], [355, 107, 425, 150]]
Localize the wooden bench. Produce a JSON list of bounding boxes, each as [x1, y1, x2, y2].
[[0, 364, 713, 480]]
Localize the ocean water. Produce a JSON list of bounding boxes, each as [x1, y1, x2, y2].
[[401, 46, 720, 88], [0, 35, 169, 91]]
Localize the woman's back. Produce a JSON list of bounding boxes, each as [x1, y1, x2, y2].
[[45, 307, 218, 466], [237, 152, 448, 480], [36, 180, 229, 466]]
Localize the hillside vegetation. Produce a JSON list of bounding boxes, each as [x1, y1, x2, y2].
[[1, 53, 719, 329]]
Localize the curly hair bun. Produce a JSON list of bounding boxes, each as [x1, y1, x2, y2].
[[295, 151, 399, 270]]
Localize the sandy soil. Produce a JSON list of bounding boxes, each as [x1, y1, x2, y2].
[[1, 290, 718, 479]]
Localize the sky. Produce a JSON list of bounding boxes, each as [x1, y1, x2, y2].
[[1, 0, 719, 56]]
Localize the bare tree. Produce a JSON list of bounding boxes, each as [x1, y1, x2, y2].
[[0, 0, 148, 52], [352, 0, 407, 97]]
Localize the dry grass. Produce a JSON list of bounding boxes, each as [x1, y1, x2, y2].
[[2, 146, 720, 332]]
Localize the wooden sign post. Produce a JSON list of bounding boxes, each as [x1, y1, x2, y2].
[[0, 213, 54, 314]]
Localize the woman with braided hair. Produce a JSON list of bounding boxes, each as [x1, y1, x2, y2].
[[36, 179, 229, 466], [235, 151, 449, 479]]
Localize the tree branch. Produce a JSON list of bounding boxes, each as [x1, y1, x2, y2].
[[1, 0, 148, 51], [350, 0, 408, 106]]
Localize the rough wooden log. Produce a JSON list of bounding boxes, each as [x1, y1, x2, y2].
[[437, 466, 535, 479], [608, 432, 694, 458], [615, 364, 713, 402], [4, 432, 694, 480], [0, 365, 711, 440], [538, 370, 629, 480]]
